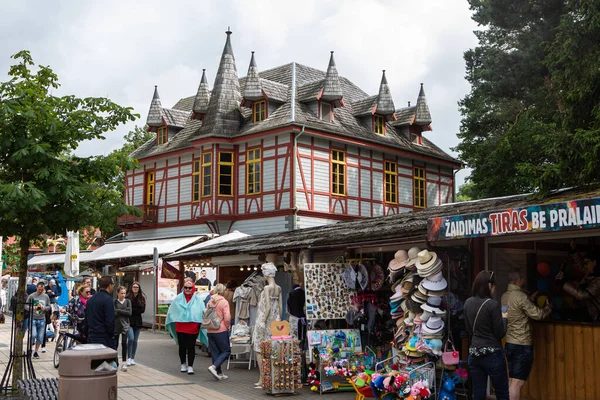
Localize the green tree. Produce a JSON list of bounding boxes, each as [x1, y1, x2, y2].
[[456, 182, 479, 202], [455, 0, 600, 197], [0, 51, 138, 386]]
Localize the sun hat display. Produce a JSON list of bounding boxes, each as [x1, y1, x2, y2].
[[389, 250, 409, 271], [356, 264, 369, 290], [370, 263, 384, 291], [341, 264, 357, 289], [420, 310, 433, 321], [421, 296, 446, 315], [405, 247, 421, 268], [411, 290, 427, 304], [422, 316, 445, 334], [421, 272, 448, 292], [418, 284, 446, 298], [413, 313, 424, 325]]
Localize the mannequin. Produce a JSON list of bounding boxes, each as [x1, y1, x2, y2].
[[253, 262, 282, 388]]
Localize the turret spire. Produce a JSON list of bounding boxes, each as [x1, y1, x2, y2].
[[198, 28, 242, 137], [244, 51, 264, 102], [146, 85, 164, 126], [375, 70, 395, 115], [321, 51, 343, 104], [192, 69, 211, 117], [414, 83, 432, 125]]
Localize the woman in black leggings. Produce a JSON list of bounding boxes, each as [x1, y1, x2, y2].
[[114, 286, 131, 371], [170, 281, 201, 375]]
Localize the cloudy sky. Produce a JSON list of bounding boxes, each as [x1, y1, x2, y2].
[[1, 0, 478, 187]]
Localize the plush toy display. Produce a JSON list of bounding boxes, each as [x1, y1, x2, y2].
[[439, 373, 459, 400], [307, 362, 321, 389]]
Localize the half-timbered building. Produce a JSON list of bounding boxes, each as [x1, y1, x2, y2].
[[119, 30, 461, 239]]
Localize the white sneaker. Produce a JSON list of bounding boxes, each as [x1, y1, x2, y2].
[[180, 364, 187, 372], [126, 359, 132, 366], [130, 359, 136, 366], [121, 364, 127, 371], [41, 348, 46, 353], [219, 375, 228, 380], [187, 366, 194, 375], [208, 365, 219, 380]]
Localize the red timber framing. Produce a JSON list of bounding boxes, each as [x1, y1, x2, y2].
[[121, 125, 458, 232]]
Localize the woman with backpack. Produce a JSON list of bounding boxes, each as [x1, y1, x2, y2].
[[166, 281, 204, 375], [114, 286, 132, 371], [204, 283, 231, 380]]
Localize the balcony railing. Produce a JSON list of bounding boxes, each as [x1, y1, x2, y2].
[[117, 205, 158, 228]]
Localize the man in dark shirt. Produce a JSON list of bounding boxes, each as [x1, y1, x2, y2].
[[194, 270, 211, 289], [45, 279, 60, 303], [85, 275, 116, 349]]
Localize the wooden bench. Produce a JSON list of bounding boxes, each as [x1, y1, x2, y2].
[[154, 314, 167, 331]]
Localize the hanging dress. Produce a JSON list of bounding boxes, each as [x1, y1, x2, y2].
[[252, 287, 281, 352]]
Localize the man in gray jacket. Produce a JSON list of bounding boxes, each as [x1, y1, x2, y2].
[[26, 282, 51, 359]]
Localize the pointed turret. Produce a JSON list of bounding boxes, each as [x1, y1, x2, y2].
[[375, 70, 395, 115], [321, 51, 343, 104], [243, 51, 263, 102], [192, 69, 211, 117], [414, 83, 432, 125], [146, 86, 164, 126], [198, 28, 242, 137]]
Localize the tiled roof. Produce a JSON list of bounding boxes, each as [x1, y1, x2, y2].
[[163, 108, 190, 128], [321, 52, 343, 103], [134, 33, 456, 165], [243, 52, 263, 102], [192, 69, 211, 115], [415, 84, 432, 125], [146, 86, 163, 127], [393, 106, 416, 126]]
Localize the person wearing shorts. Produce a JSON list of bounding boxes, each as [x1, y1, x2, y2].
[[25, 283, 51, 359], [501, 268, 551, 400]]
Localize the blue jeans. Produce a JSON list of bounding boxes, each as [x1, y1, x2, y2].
[[207, 331, 231, 374], [127, 327, 141, 359], [468, 350, 509, 400], [31, 319, 45, 346]]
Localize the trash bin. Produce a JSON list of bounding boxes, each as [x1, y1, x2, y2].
[[58, 344, 118, 400]]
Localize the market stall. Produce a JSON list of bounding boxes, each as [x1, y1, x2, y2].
[[428, 193, 600, 400]]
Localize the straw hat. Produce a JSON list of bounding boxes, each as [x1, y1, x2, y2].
[[405, 247, 421, 268], [416, 249, 438, 270], [422, 316, 445, 334], [420, 296, 446, 316], [389, 250, 409, 271], [421, 272, 448, 292]]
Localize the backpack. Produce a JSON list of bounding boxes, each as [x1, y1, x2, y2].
[[202, 299, 222, 329]]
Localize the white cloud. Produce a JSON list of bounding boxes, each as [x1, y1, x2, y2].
[[0, 0, 478, 186]]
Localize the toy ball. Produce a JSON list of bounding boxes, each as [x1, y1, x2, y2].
[[551, 296, 563, 310], [537, 295, 547, 308], [537, 262, 551, 277], [537, 279, 550, 293]]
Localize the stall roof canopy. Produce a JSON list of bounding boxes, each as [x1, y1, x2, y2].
[[164, 231, 250, 260], [118, 260, 154, 272], [183, 187, 600, 257], [84, 235, 205, 262], [28, 251, 94, 266]]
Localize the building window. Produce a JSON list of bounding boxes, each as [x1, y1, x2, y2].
[[331, 149, 346, 196], [411, 132, 422, 144], [414, 167, 426, 208], [253, 100, 266, 123], [385, 161, 398, 204], [218, 152, 234, 196], [247, 148, 261, 195], [145, 171, 155, 205], [192, 160, 200, 202], [202, 152, 212, 197], [374, 115, 385, 135], [157, 126, 167, 145], [320, 102, 333, 122]]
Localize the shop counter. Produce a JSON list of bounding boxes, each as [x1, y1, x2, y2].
[[522, 320, 600, 400]]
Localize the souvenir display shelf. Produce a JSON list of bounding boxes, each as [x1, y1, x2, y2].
[[260, 339, 302, 395]]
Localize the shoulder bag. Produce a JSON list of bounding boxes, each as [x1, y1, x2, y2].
[[471, 298, 491, 337], [442, 335, 460, 365]]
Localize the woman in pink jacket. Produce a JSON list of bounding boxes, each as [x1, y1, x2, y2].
[[206, 283, 231, 380]]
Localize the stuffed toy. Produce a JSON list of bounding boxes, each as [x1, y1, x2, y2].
[[307, 362, 321, 387], [439, 373, 459, 400]]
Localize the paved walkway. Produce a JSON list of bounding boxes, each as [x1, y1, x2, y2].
[[0, 319, 356, 399]]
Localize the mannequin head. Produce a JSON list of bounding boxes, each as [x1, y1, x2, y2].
[[262, 262, 277, 283]]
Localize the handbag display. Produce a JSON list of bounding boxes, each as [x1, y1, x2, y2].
[[442, 339, 459, 365]]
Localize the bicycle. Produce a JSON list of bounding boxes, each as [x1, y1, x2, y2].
[[53, 312, 86, 368]]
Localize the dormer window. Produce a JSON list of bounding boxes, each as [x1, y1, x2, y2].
[[374, 115, 385, 135], [411, 131, 422, 145], [157, 126, 167, 145], [253, 100, 266, 123], [320, 102, 333, 122]]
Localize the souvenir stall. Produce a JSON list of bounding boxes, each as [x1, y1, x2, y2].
[[259, 321, 303, 395], [428, 193, 600, 400]]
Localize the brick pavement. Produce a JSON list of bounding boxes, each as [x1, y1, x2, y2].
[[0, 319, 357, 400]]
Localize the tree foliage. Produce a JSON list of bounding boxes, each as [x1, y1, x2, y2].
[[455, 0, 600, 198], [0, 51, 138, 385]]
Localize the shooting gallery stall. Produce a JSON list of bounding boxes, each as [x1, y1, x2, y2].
[[428, 190, 600, 400]]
